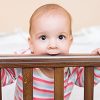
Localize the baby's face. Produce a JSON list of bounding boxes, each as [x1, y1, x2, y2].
[[29, 13, 72, 56]]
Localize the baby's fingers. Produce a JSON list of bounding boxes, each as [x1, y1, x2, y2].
[[91, 48, 100, 55]]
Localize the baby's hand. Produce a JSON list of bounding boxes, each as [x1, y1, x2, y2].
[[91, 48, 100, 55]]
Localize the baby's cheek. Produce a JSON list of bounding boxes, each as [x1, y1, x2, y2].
[[61, 42, 68, 47], [35, 44, 47, 53], [61, 43, 70, 52]]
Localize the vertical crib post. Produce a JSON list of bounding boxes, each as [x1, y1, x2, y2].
[[54, 67, 64, 100], [84, 67, 94, 100], [0, 68, 2, 100], [23, 68, 33, 100]]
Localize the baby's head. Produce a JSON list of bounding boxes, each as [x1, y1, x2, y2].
[[28, 4, 73, 56]]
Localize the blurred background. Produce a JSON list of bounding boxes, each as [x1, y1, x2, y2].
[[0, 0, 100, 33]]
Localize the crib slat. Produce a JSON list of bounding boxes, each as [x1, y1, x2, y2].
[[54, 68, 64, 100], [0, 55, 99, 100], [0, 68, 2, 100], [23, 68, 33, 100], [84, 67, 94, 100]]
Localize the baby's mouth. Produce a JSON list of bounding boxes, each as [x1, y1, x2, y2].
[[47, 54, 60, 56]]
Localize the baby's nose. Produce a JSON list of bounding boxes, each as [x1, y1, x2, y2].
[[48, 40, 57, 49]]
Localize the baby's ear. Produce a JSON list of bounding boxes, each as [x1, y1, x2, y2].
[[28, 37, 31, 47], [28, 37, 34, 53], [69, 36, 73, 46], [70, 35, 73, 42]]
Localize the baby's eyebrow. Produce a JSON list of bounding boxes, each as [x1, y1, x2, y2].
[[36, 31, 47, 35], [35, 31, 48, 37], [60, 32, 67, 34], [59, 32, 69, 35]]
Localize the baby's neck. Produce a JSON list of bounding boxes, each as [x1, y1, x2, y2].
[[39, 68, 54, 78]]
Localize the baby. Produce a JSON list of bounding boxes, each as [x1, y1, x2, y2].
[[1, 4, 100, 100]]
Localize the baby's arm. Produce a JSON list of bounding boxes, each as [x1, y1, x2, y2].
[[75, 48, 100, 87], [1, 68, 22, 86], [1, 49, 29, 86], [75, 67, 100, 87], [90, 48, 100, 84]]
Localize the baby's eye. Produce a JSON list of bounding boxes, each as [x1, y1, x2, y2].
[[40, 35, 46, 40], [58, 35, 66, 40]]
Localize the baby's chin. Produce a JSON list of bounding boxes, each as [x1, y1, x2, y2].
[[47, 54, 60, 56], [32, 54, 61, 56], [47, 53, 68, 56], [32, 52, 68, 56]]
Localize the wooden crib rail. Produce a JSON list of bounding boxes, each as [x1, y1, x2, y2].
[[0, 55, 100, 100]]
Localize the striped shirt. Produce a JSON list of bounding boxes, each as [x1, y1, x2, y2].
[[1, 49, 100, 100]]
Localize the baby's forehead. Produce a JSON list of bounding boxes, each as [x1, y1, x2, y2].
[[29, 4, 72, 35], [30, 4, 71, 22]]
